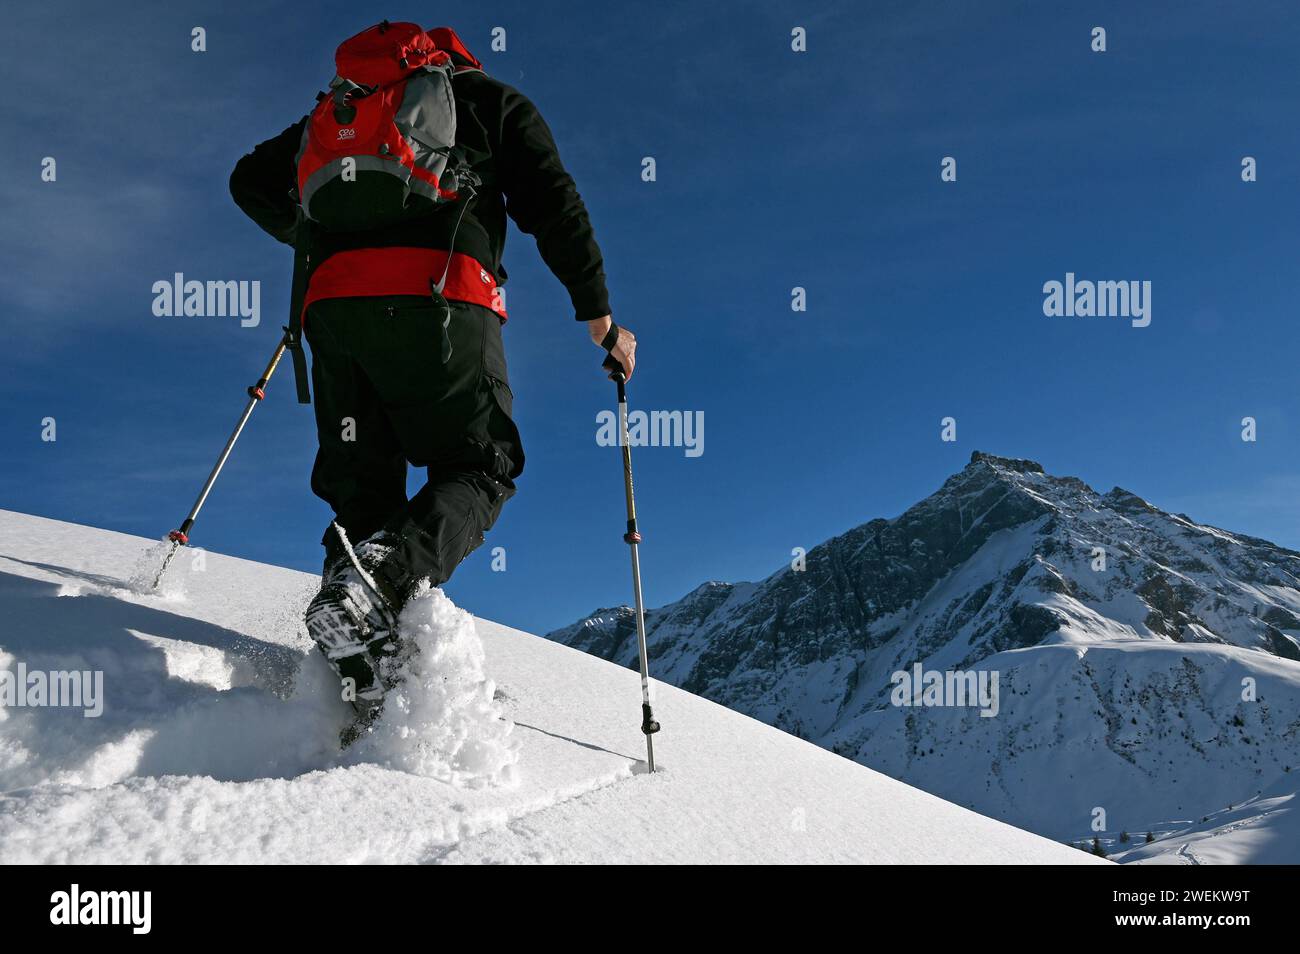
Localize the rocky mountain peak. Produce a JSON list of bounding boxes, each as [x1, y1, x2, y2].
[[968, 450, 1046, 474]]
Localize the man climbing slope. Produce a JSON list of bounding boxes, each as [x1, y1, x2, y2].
[[229, 22, 636, 736]]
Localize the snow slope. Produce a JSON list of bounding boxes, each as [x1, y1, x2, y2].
[[1114, 773, 1300, 865], [839, 640, 1300, 858], [0, 510, 1098, 864]]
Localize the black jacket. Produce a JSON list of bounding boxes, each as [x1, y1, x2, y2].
[[229, 64, 611, 322]]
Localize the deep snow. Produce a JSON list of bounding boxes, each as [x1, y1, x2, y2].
[[0, 510, 1102, 864]]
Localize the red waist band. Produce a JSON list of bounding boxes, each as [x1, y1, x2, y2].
[[304, 247, 507, 319]]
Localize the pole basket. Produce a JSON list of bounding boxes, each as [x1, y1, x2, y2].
[[642, 702, 660, 735]]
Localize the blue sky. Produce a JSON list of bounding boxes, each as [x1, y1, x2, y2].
[[2, 0, 1299, 633]]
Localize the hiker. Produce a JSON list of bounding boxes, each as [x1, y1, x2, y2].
[[229, 22, 636, 734]]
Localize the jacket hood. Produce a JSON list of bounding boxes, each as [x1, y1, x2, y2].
[[427, 27, 483, 71]]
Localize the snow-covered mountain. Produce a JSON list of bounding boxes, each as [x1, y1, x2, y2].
[[547, 452, 1300, 863], [0, 509, 1097, 864]]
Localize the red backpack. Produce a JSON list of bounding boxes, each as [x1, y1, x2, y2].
[[295, 21, 480, 231]]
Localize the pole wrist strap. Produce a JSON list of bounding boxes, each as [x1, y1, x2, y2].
[[599, 321, 620, 352]]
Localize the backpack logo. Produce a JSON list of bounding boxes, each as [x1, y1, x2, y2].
[[480, 267, 493, 285], [337, 128, 356, 141]]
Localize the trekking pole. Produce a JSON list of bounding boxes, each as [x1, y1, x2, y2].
[[150, 329, 294, 590], [603, 352, 661, 772]]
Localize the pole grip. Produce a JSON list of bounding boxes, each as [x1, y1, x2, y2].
[[248, 335, 290, 399], [600, 321, 626, 395], [602, 352, 626, 392]]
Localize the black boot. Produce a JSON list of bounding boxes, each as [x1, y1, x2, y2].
[[305, 524, 406, 737], [320, 527, 349, 582]]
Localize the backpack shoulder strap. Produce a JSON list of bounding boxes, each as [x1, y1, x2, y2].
[[286, 221, 312, 404]]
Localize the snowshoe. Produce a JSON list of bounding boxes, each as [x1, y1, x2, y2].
[[305, 524, 406, 726], [338, 696, 384, 749]]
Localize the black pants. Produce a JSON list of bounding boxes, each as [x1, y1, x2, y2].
[[305, 295, 523, 591]]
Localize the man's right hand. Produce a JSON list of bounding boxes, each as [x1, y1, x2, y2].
[[587, 315, 636, 381]]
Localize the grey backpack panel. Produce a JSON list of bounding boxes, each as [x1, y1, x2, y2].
[[394, 65, 459, 202]]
